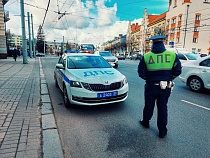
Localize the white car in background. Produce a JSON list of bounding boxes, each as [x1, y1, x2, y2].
[[166, 48, 200, 64], [179, 56, 210, 92], [54, 53, 128, 107], [95, 51, 118, 68]]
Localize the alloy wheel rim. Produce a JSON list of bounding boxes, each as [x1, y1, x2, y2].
[[190, 79, 200, 90]]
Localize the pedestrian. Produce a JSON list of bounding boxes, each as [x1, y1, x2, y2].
[[137, 35, 182, 138], [13, 49, 18, 61]]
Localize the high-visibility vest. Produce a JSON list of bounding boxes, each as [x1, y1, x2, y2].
[[144, 50, 176, 71]]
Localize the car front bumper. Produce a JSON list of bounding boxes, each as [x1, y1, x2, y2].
[[67, 84, 128, 106]]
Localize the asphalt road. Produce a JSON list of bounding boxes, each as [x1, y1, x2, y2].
[[41, 57, 210, 158]]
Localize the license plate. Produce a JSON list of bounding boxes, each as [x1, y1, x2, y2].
[[97, 91, 118, 98]]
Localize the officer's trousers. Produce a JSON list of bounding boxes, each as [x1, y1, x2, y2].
[[143, 83, 171, 134]]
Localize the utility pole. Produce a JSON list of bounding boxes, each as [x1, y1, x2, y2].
[[61, 36, 64, 54], [183, 5, 190, 48], [31, 14, 36, 57], [20, 0, 28, 64], [27, 12, 32, 58], [44, 40, 45, 55]]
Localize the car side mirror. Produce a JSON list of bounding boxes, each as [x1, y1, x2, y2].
[[56, 63, 65, 69]]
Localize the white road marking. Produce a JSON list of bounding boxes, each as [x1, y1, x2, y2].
[[181, 100, 210, 111]]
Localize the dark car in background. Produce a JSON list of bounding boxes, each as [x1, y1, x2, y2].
[[117, 54, 125, 60], [130, 52, 142, 60]]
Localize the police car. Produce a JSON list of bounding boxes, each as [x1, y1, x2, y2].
[[54, 53, 128, 107]]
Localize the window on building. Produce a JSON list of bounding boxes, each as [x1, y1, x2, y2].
[[177, 27, 181, 32], [174, 0, 177, 7], [194, 26, 198, 32], [171, 28, 175, 33], [193, 38, 198, 43], [176, 38, 180, 43], [172, 18, 176, 24], [195, 15, 200, 20], [178, 16, 182, 21]]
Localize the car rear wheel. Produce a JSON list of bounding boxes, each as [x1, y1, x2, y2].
[[63, 86, 71, 108], [188, 76, 204, 92]]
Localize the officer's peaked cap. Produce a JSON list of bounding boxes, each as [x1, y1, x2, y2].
[[149, 35, 166, 42]]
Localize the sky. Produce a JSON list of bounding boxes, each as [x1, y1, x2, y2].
[[4, 0, 169, 46]]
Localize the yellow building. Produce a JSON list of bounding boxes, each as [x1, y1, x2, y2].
[[145, 12, 166, 52]]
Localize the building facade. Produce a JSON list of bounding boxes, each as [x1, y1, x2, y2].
[[0, 0, 9, 59], [166, 0, 210, 54]]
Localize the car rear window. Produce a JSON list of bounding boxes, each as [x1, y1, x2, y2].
[[67, 56, 112, 69]]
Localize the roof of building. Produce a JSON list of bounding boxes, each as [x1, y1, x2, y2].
[[149, 12, 167, 26]]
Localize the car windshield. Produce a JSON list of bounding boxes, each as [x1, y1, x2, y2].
[[185, 53, 200, 60], [99, 51, 113, 56], [67, 56, 112, 69]]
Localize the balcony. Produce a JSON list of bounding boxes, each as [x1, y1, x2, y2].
[[3, 0, 9, 5], [178, 21, 182, 27], [170, 23, 176, 29], [4, 11, 10, 22]]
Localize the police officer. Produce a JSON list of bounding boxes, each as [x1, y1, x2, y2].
[[137, 35, 182, 138]]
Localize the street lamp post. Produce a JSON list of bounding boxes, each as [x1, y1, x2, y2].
[[183, 5, 190, 48]]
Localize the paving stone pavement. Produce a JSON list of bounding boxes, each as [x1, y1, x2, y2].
[[0, 57, 64, 158]]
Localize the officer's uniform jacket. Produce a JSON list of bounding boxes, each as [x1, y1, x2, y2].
[[138, 50, 182, 84]]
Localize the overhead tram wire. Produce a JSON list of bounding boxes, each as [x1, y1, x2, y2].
[[41, 0, 51, 29]]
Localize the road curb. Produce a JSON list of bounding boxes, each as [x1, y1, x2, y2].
[[38, 58, 64, 158]]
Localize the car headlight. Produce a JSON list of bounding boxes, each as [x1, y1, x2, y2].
[[122, 77, 128, 87], [70, 81, 82, 88]]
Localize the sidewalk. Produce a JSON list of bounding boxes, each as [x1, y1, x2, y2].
[[0, 57, 64, 158]]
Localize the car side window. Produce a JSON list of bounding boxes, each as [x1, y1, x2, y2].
[[200, 58, 210, 67], [178, 53, 187, 60]]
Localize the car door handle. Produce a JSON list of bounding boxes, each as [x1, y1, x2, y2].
[[202, 70, 207, 72]]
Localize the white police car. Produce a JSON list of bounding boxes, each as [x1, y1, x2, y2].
[[54, 53, 128, 107]]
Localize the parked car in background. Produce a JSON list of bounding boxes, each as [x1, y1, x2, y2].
[[179, 56, 210, 92], [166, 48, 200, 64], [64, 49, 80, 53], [117, 54, 125, 60], [54, 53, 128, 107], [200, 54, 207, 57], [95, 51, 118, 68], [36, 52, 45, 57], [130, 52, 142, 60]]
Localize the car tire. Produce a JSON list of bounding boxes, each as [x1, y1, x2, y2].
[[63, 86, 71, 108], [54, 76, 59, 88], [188, 76, 204, 92], [114, 64, 118, 68]]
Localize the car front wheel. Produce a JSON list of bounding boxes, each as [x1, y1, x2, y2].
[[54, 75, 59, 88], [63, 86, 71, 108], [188, 76, 204, 92]]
